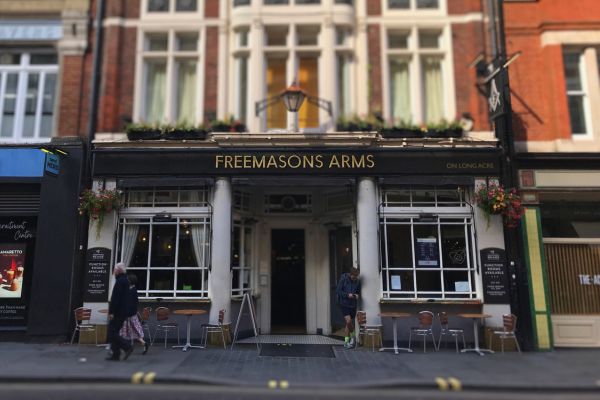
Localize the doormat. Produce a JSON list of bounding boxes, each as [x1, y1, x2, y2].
[[259, 343, 336, 358]]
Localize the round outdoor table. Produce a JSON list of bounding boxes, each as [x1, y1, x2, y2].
[[458, 313, 494, 356], [172, 309, 207, 352], [379, 312, 413, 354]]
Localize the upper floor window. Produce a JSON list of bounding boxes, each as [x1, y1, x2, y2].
[[138, 31, 201, 124], [0, 51, 57, 142], [264, 0, 320, 4], [147, 0, 198, 12], [563, 49, 593, 137], [389, 0, 439, 9], [386, 28, 447, 125]]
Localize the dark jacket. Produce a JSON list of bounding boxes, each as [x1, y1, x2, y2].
[[336, 273, 361, 308], [127, 286, 139, 318], [109, 273, 130, 319]]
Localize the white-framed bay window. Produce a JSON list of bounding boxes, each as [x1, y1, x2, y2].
[[379, 187, 478, 300], [116, 187, 211, 299], [383, 26, 453, 125], [563, 49, 594, 138], [0, 50, 57, 142], [143, 0, 202, 16], [232, 26, 250, 124], [136, 30, 203, 124]]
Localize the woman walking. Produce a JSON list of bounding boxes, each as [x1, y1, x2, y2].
[[120, 274, 149, 354]]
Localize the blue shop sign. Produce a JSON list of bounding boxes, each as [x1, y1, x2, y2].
[[45, 153, 60, 175], [0, 149, 45, 177]]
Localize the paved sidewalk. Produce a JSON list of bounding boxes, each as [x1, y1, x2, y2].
[[0, 342, 599, 392]]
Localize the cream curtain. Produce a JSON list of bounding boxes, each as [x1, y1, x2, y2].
[[423, 57, 443, 123], [122, 224, 140, 268], [177, 60, 197, 124], [146, 61, 166, 123], [390, 59, 410, 124]]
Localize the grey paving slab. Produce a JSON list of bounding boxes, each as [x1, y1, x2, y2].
[[0, 342, 599, 392]]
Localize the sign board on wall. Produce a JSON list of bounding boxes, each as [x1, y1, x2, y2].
[[480, 247, 510, 303], [83, 248, 111, 302]]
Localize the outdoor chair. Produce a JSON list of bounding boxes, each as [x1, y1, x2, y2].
[[437, 312, 466, 353], [200, 309, 227, 349], [355, 311, 382, 351], [70, 307, 97, 346], [139, 306, 153, 343], [489, 314, 521, 354], [151, 307, 180, 348], [409, 311, 438, 353]]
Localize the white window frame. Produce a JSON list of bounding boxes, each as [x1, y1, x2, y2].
[[382, 24, 455, 125], [0, 51, 57, 143], [117, 188, 212, 300], [563, 48, 594, 139], [141, 0, 203, 18], [383, 0, 446, 15], [134, 28, 205, 124], [232, 220, 254, 297], [379, 187, 479, 301]]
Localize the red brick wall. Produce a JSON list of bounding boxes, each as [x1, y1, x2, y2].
[[367, 24, 382, 116], [57, 55, 85, 137], [448, 0, 481, 15], [504, 0, 600, 141], [205, 0, 219, 18], [366, 0, 381, 16], [204, 26, 219, 122], [452, 22, 489, 131], [103, 0, 140, 18]]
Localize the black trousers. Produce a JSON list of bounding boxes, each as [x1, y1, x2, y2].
[[108, 317, 132, 358]]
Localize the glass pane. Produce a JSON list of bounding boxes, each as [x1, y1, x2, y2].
[[177, 33, 198, 51], [417, 0, 438, 8], [148, 0, 169, 11], [176, 0, 197, 11], [265, 26, 288, 46], [383, 224, 413, 267], [335, 0, 353, 4], [441, 225, 468, 268], [128, 269, 148, 293], [436, 189, 461, 205], [151, 224, 177, 268], [238, 57, 248, 123], [234, 0, 251, 5], [416, 270, 441, 293], [336, 27, 350, 46], [244, 227, 252, 267], [146, 34, 168, 51], [40, 73, 56, 138], [179, 190, 205, 206], [568, 96, 587, 134], [177, 270, 202, 290], [388, 30, 409, 49], [386, 271, 414, 292], [1, 73, 18, 138], [563, 52, 582, 91], [444, 271, 470, 292], [266, 57, 287, 129], [296, 0, 320, 3], [0, 54, 20, 65], [413, 189, 435, 205], [30, 54, 57, 65], [389, 0, 410, 8], [422, 56, 444, 123], [154, 190, 178, 206], [390, 58, 411, 123], [419, 31, 440, 48], [299, 56, 319, 128], [176, 60, 197, 123], [264, 0, 289, 4], [232, 226, 241, 268], [178, 223, 198, 267], [237, 29, 249, 47], [144, 61, 166, 123], [385, 190, 411, 205], [129, 225, 150, 268], [414, 225, 439, 267], [297, 25, 319, 46], [337, 55, 350, 116], [127, 190, 154, 206], [23, 73, 40, 138], [149, 270, 174, 290]]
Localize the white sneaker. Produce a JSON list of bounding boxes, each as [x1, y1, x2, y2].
[[349, 337, 356, 348]]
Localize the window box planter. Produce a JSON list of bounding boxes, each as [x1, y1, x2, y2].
[[425, 128, 463, 139], [163, 129, 208, 140], [126, 128, 162, 141], [379, 128, 423, 138]]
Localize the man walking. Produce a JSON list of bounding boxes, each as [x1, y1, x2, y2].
[[336, 267, 361, 349], [106, 262, 133, 361]]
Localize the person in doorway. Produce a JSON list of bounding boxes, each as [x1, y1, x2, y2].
[[119, 274, 149, 355], [336, 267, 361, 349], [106, 262, 134, 361]]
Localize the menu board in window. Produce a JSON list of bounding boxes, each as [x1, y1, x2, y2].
[[416, 238, 439, 266]]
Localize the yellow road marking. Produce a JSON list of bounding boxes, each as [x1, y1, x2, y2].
[[268, 380, 277, 389], [143, 372, 156, 384], [435, 377, 449, 391], [447, 377, 462, 391], [279, 380, 289, 389], [131, 372, 144, 384]]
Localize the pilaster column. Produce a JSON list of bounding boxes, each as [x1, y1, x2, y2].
[[356, 177, 381, 326], [209, 177, 232, 324]]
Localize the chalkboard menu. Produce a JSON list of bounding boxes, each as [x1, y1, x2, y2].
[[480, 247, 510, 304], [84, 247, 111, 302]]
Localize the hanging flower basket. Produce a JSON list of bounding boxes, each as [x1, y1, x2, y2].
[[474, 184, 525, 228], [79, 189, 122, 238]]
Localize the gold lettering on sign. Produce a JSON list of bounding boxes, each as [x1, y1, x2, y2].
[[214, 154, 376, 169], [446, 162, 494, 169]]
